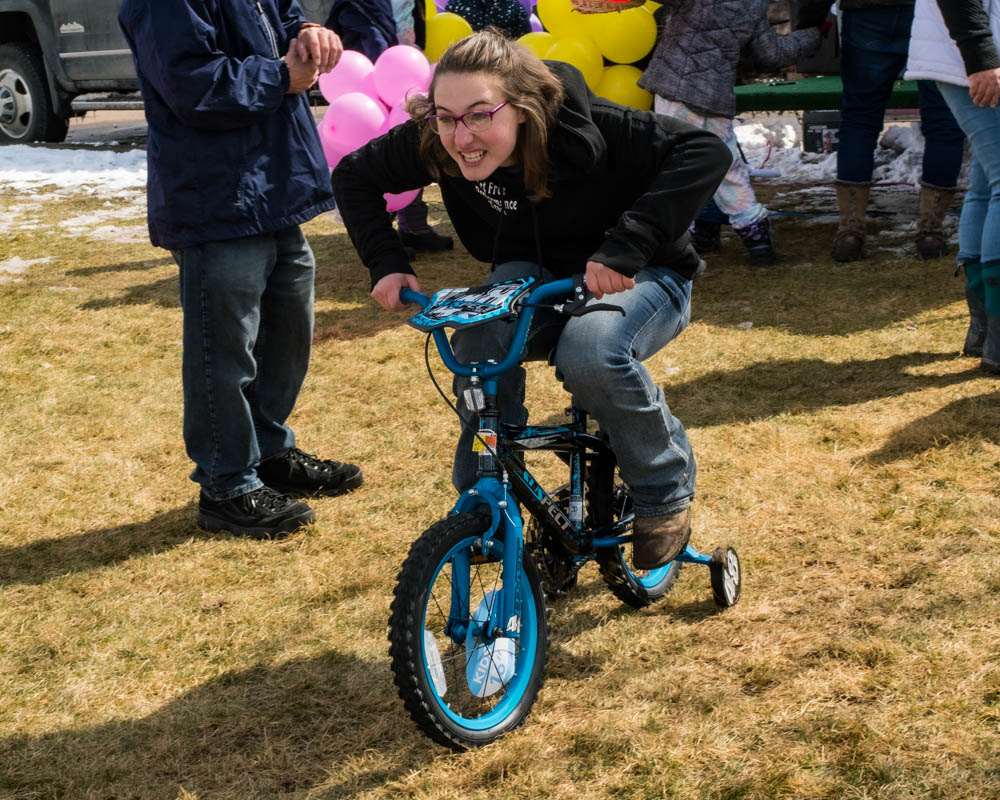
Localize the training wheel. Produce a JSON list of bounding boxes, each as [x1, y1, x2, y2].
[[709, 546, 741, 607]]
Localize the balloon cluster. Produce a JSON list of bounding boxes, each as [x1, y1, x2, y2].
[[317, 45, 431, 211], [318, 0, 665, 201], [520, 0, 661, 110]]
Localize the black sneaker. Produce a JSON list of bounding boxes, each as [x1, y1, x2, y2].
[[198, 486, 315, 539], [257, 447, 363, 497]]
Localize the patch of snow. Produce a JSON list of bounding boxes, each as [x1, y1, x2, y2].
[[0, 256, 52, 274]]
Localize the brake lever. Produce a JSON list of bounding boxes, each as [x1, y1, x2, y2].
[[554, 301, 626, 317]]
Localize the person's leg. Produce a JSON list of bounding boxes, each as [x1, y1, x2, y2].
[[554, 267, 695, 514], [915, 80, 964, 258], [937, 81, 1000, 371], [554, 266, 695, 568], [679, 110, 770, 265], [396, 189, 454, 251], [248, 225, 314, 459], [175, 232, 316, 537], [176, 234, 276, 499], [834, 7, 910, 260], [249, 226, 364, 496], [450, 262, 564, 492]]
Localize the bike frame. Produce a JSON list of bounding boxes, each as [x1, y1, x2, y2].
[[402, 278, 713, 645]]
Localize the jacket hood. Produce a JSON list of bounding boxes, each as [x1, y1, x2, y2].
[[544, 60, 606, 177]]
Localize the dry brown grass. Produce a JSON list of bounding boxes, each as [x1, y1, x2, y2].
[[2, 181, 999, 800]]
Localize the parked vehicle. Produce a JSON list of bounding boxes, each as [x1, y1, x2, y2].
[[0, 0, 332, 143]]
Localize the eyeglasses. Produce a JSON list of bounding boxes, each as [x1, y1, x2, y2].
[[425, 102, 508, 135]]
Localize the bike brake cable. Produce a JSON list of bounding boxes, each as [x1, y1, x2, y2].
[[423, 333, 502, 464]]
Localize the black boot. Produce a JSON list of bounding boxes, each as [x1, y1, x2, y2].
[[396, 195, 453, 251], [689, 219, 721, 254], [734, 216, 776, 266]]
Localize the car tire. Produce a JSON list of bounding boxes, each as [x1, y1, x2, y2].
[[0, 42, 69, 143]]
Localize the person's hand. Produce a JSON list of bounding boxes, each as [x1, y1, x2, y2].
[[293, 25, 343, 73], [968, 68, 1000, 108], [372, 272, 422, 312], [585, 261, 635, 300], [282, 41, 319, 93]]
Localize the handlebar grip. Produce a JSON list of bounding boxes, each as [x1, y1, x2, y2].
[[400, 287, 429, 307]]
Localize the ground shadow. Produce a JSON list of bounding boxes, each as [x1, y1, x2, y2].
[[0, 651, 433, 799], [68, 256, 173, 277], [862, 387, 1000, 465], [692, 217, 965, 337], [664, 351, 978, 429], [0, 504, 202, 587]]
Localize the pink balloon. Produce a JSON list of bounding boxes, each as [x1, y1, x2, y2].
[[324, 92, 388, 153], [317, 110, 349, 169], [373, 45, 432, 107], [385, 189, 420, 213], [387, 102, 412, 128], [318, 50, 377, 103]]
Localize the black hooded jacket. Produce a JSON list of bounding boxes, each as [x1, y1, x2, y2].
[[331, 61, 731, 288]]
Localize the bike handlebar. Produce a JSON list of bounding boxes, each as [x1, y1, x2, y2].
[[400, 277, 581, 379]]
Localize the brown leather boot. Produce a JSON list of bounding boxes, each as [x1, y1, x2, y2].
[[831, 181, 870, 262], [632, 507, 691, 571], [915, 182, 956, 260]]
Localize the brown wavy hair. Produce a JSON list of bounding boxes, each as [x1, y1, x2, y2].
[[406, 30, 565, 202]]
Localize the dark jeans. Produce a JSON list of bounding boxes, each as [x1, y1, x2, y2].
[[173, 226, 314, 500], [837, 6, 965, 187]]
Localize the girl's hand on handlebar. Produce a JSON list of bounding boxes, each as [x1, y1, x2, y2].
[[373, 272, 422, 312], [585, 261, 635, 300]]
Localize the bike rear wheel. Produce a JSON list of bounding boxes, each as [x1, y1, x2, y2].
[[388, 512, 549, 750]]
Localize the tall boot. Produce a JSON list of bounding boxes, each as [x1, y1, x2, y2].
[[915, 182, 956, 260], [831, 181, 870, 262], [962, 262, 987, 358]]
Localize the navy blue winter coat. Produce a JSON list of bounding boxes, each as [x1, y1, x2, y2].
[[324, 0, 397, 61], [118, 0, 334, 250]]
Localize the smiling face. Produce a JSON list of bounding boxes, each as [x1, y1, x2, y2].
[[431, 71, 524, 182]]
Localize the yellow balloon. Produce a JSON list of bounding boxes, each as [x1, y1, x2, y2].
[[595, 65, 653, 110], [537, 0, 580, 38], [424, 12, 474, 62], [426, 0, 437, 19], [645, 1, 662, 10], [518, 31, 557, 59], [545, 37, 604, 91], [592, 6, 658, 64]]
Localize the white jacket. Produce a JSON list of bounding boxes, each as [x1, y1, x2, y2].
[[905, 0, 1000, 87]]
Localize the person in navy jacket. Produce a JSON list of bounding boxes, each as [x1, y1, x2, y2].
[[119, 0, 363, 539]]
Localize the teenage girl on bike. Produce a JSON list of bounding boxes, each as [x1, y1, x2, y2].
[[332, 30, 730, 570]]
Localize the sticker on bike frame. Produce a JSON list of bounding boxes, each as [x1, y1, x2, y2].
[[472, 430, 497, 453], [407, 277, 537, 332]]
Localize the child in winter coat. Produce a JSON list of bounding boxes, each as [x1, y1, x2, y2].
[[640, 0, 821, 265]]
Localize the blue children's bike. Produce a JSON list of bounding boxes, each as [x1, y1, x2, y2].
[[387, 275, 742, 750]]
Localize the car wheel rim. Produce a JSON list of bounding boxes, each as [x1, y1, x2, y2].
[[0, 69, 33, 139]]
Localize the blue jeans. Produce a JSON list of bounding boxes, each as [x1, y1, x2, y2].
[[451, 261, 696, 517], [937, 81, 1000, 266], [172, 226, 315, 500], [838, 7, 964, 187]]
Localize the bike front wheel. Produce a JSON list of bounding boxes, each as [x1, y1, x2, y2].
[[388, 512, 549, 750]]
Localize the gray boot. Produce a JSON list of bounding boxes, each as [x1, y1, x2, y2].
[[832, 181, 870, 262], [915, 182, 956, 260]]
